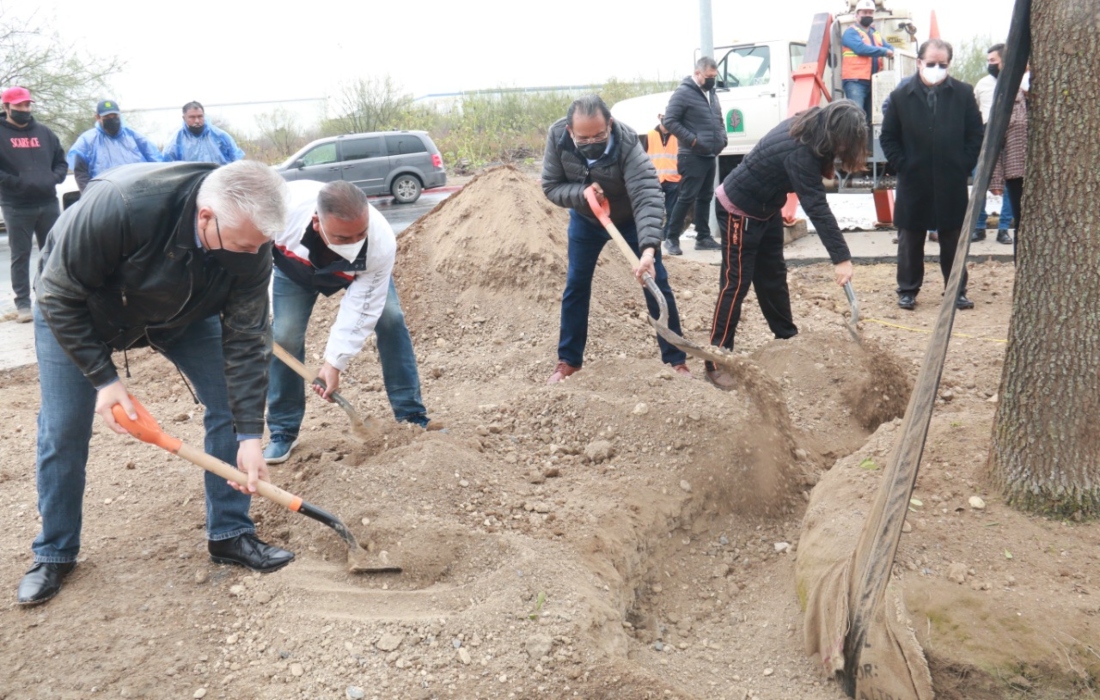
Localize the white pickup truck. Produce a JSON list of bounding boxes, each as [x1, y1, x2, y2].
[[611, 1, 918, 190]]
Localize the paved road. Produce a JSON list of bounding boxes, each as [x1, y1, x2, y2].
[[370, 188, 454, 234]]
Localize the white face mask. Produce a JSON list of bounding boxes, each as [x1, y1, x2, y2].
[[921, 65, 948, 86], [318, 219, 367, 262]]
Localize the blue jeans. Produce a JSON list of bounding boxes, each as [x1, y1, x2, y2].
[[2, 200, 60, 311], [267, 270, 427, 440], [558, 210, 687, 368], [843, 80, 873, 122], [32, 309, 254, 563], [975, 189, 1015, 232]]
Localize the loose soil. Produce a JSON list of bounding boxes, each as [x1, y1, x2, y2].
[[0, 167, 1096, 699]]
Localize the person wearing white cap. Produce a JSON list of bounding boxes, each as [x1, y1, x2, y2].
[[0, 86, 68, 322], [841, 0, 901, 122]]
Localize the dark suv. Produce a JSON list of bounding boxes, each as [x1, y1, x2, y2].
[[276, 131, 446, 203]]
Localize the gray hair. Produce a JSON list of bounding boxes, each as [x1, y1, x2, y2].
[[317, 181, 368, 220], [695, 56, 718, 71], [196, 160, 287, 238], [182, 101, 204, 113]]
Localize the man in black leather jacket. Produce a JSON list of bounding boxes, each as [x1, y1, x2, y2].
[[17, 160, 294, 606], [541, 95, 690, 384]]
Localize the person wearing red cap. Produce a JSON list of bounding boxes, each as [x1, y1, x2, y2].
[[0, 86, 68, 323]]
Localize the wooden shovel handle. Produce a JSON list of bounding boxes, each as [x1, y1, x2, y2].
[[272, 342, 316, 382], [112, 396, 302, 513]]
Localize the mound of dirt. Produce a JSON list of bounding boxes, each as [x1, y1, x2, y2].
[[398, 165, 572, 296], [752, 331, 912, 460]]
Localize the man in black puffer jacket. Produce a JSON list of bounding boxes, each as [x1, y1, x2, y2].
[[541, 95, 689, 384], [705, 101, 866, 390], [661, 57, 727, 254]]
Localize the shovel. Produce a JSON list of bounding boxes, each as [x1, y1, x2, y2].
[[583, 188, 747, 374], [111, 395, 400, 574], [272, 342, 377, 441], [843, 281, 862, 343]]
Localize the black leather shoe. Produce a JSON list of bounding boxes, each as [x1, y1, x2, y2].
[[17, 562, 76, 606], [956, 294, 975, 310], [996, 230, 1013, 245], [694, 236, 721, 251], [209, 533, 295, 573], [898, 294, 916, 310], [663, 238, 682, 256], [970, 230, 986, 242]]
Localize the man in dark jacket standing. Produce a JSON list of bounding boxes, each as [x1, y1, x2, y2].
[[541, 95, 689, 384], [0, 87, 68, 323], [661, 57, 727, 255], [880, 39, 984, 310], [18, 160, 294, 606]]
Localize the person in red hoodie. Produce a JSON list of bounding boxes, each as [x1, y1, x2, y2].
[[0, 86, 68, 322]]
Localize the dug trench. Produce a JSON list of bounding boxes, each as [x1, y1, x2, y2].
[[0, 167, 1095, 699]]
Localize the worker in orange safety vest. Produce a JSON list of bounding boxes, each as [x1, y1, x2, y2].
[[841, 0, 899, 123], [644, 114, 684, 253]]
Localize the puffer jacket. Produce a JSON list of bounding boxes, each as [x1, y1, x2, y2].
[[662, 76, 727, 157], [720, 117, 851, 264], [541, 117, 665, 251], [35, 162, 273, 435]]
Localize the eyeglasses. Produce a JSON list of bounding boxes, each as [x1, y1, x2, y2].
[[923, 61, 949, 69], [571, 129, 610, 146]]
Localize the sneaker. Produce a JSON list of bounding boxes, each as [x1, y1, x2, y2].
[[970, 230, 986, 242], [546, 361, 580, 385], [955, 294, 975, 310], [663, 239, 682, 256], [704, 369, 738, 391], [16, 308, 31, 323], [671, 363, 692, 378], [263, 437, 299, 464], [996, 230, 1013, 245], [898, 294, 916, 310], [694, 236, 721, 251]]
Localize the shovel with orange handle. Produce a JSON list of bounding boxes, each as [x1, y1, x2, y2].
[[111, 395, 400, 573], [582, 187, 749, 374]]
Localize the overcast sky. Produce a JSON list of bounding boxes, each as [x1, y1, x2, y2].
[[13, 0, 1016, 139]]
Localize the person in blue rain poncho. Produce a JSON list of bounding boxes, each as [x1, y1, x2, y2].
[[162, 101, 246, 165], [67, 99, 162, 191]]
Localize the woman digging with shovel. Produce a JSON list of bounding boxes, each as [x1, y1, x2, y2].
[[705, 100, 867, 390]]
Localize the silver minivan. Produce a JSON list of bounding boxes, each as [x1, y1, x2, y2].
[[276, 131, 446, 203]]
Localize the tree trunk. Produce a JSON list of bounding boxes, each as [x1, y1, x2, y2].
[[990, 0, 1100, 517]]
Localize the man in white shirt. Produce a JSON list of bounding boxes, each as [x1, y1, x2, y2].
[[264, 180, 434, 463]]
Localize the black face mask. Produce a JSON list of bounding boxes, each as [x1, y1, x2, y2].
[[987, 64, 1001, 78], [187, 124, 205, 136], [205, 216, 262, 276], [574, 139, 608, 161], [101, 116, 121, 135], [9, 110, 32, 126], [701, 77, 716, 91], [859, 15, 874, 27]]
